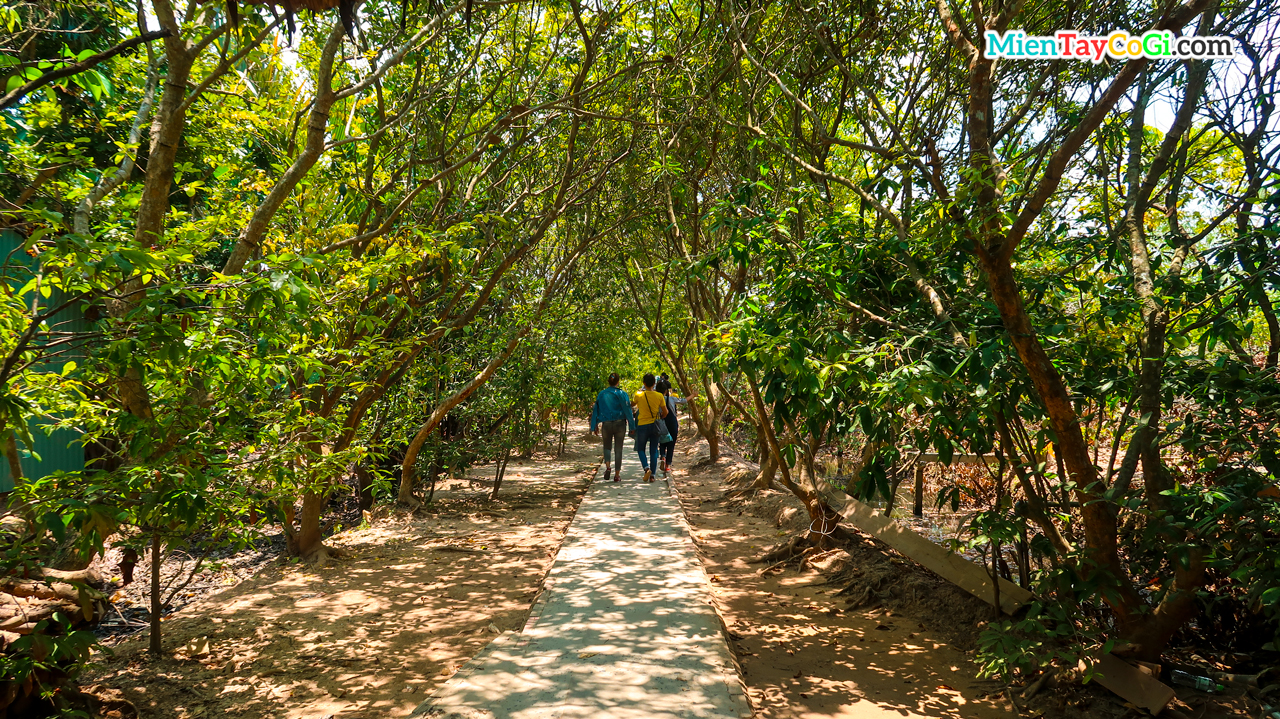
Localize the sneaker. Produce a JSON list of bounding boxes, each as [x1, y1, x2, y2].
[[602, 467, 610, 482]]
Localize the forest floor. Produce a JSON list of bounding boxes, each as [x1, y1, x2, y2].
[[75, 422, 1261, 719], [78, 428, 598, 719], [668, 432, 1259, 719], [667, 435, 1012, 719]]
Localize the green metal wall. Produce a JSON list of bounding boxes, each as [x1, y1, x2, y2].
[[0, 229, 88, 490]]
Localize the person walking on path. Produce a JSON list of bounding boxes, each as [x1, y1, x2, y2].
[[590, 373, 637, 482], [632, 373, 668, 483], [655, 376, 679, 477]]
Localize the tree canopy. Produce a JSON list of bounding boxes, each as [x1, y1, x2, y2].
[[2, 0, 1278, 707]]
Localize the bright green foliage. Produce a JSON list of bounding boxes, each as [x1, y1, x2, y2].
[[1, 0, 1278, 703]]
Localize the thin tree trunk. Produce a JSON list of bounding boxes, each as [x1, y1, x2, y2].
[[756, 448, 777, 490], [994, 409, 1073, 556], [399, 328, 530, 504], [74, 60, 159, 237], [148, 532, 162, 657], [355, 465, 375, 511], [977, 252, 1142, 622], [399, 216, 600, 503], [221, 23, 344, 275], [491, 448, 512, 500], [745, 370, 836, 542], [1, 427, 22, 485], [426, 464, 441, 504]]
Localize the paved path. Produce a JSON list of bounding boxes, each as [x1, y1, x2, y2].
[[413, 448, 752, 719]]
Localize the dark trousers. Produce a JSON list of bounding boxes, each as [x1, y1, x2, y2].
[[600, 419, 626, 475], [634, 422, 659, 471], [660, 440, 675, 466]]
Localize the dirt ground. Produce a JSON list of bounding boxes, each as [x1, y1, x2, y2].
[[74, 421, 1263, 719], [79, 430, 598, 719], [666, 433, 1262, 719], [667, 436, 1013, 719]]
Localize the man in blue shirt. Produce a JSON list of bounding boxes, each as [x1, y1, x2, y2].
[[590, 372, 636, 482]]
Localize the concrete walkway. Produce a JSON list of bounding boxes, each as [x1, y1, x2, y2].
[[413, 447, 752, 719]]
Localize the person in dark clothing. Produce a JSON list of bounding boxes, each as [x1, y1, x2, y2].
[[655, 377, 679, 476], [590, 372, 636, 481]]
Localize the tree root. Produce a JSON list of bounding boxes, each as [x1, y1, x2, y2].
[[756, 544, 832, 575], [838, 573, 892, 608], [751, 533, 812, 565], [1021, 669, 1055, 699], [722, 486, 759, 502], [304, 544, 349, 569], [757, 555, 795, 576], [833, 578, 861, 596], [1004, 687, 1024, 717], [799, 548, 842, 569]]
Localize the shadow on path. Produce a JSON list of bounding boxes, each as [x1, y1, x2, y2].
[[671, 439, 1013, 719], [416, 448, 751, 719], [85, 442, 596, 719]]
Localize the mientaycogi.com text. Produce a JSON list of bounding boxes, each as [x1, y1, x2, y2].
[[984, 30, 1235, 62]]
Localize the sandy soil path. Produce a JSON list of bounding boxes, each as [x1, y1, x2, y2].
[[668, 438, 1013, 719], [83, 430, 598, 719]]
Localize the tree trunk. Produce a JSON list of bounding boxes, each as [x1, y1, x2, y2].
[[884, 472, 903, 517], [426, 460, 441, 504], [1124, 551, 1207, 661], [221, 24, 344, 275], [977, 252, 1143, 622], [950, 0, 1214, 658], [1, 428, 22, 484], [355, 464, 374, 511], [519, 404, 535, 460], [291, 491, 328, 561], [148, 532, 162, 657], [491, 448, 512, 500], [74, 61, 159, 237], [913, 465, 925, 518], [756, 446, 777, 490], [703, 421, 720, 461], [397, 223, 596, 503], [132, 37, 192, 250], [994, 409, 1073, 556], [745, 371, 836, 545], [400, 327, 531, 504], [681, 390, 719, 461], [699, 376, 724, 459], [108, 5, 196, 428]]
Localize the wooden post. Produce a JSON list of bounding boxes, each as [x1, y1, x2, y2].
[[913, 465, 925, 517], [836, 494, 1034, 614]]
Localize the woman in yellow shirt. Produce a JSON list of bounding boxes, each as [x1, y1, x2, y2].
[[632, 373, 667, 482]]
